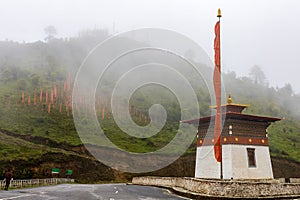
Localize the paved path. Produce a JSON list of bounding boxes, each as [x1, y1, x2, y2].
[[0, 184, 191, 200]]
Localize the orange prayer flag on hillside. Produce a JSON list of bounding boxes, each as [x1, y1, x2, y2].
[[46, 91, 48, 104], [102, 107, 105, 119], [213, 20, 222, 163], [67, 81, 71, 92], [47, 103, 51, 114], [53, 85, 57, 98], [34, 94, 37, 106], [51, 90, 54, 104], [67, 72, 71, 91], [40, 90, 43, 103]]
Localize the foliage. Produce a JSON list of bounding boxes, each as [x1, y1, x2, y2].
[[0, 30, 299, 164]]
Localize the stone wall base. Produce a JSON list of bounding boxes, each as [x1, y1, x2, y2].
[[132, 176, 300, 199]]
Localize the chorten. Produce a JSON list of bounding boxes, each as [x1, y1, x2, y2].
[[184, 95, 281, 179]]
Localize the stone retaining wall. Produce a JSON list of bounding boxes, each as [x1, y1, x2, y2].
[[132, 176, 300, 199]]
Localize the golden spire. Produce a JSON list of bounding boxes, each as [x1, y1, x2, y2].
[[227, 94, 232, 104], [217, 8, 222, 18]]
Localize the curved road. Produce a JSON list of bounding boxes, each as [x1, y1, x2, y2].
[[0, 184, 191, 200]]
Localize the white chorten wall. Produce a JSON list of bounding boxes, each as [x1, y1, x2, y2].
[[195, 145, 273, 179], [195, 145, 220, 178]]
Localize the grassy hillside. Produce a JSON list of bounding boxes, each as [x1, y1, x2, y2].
[[0, 131, 48, 161], [0, 31, 299, 180], [268, 119, 300, 161], [1, 75, 299, 162]]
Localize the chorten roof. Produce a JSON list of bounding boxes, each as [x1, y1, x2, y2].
[[182, 94, 282, 125]]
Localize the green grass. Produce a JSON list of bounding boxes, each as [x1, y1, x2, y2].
[[0, 103, 81, 146], [0, 131, 64, 160], [0, 94, 299, 162], [268, 119, 300, 162], [0, 71, 299, 163]]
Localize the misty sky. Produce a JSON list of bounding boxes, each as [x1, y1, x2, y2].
[[1, 0, 299, 93]]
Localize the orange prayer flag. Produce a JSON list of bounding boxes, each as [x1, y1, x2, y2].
[[53, 85, 57, 98], [51, 90, 54, 104], [67, 81, 71, 91], [47, 103, 51, 114], [46, 91, 48, 104], [214, 21, 221, 69], [102, 107, 105, 119], [34, 94, 37, 106], [213, 20, 222, 162], [40, 90, 43, 103]]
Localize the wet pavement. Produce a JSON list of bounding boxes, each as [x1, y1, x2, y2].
[[0, 183, 192, 200]]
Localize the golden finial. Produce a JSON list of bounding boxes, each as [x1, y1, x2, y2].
[[227, 94, 232, 104], [217, 8, 222, 18]]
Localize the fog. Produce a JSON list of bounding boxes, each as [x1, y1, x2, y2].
[[0, 0, 300, 93]]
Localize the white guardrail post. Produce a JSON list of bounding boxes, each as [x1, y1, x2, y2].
[[0, 178, 74, 189]]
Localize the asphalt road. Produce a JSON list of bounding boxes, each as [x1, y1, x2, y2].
[[0, 184, 192, 200]]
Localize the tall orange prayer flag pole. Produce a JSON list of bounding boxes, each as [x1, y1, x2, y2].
[[213, 8, 222, 178]]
